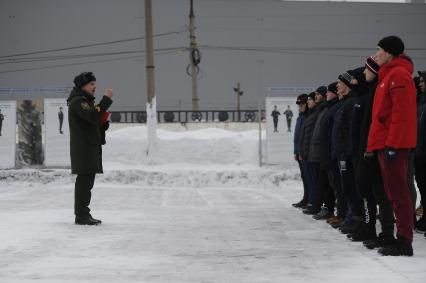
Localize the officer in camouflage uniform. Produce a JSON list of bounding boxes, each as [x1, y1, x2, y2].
[[67, 72, 113, 225]]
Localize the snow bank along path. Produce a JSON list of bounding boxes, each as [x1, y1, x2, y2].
[[0, 126, 298, 188]]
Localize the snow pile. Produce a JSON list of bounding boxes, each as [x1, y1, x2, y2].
[[0, 126, 298, 187], [103, 126, 261, 166], [0, 167, 300, 188]]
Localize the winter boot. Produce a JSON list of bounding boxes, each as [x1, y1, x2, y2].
[[292, 199, 308, 208], [348, 225, 377, 242], [340, 221, 362, 235], [378, 238, 413, 256], [75, 215, 102, 225], [415, 217, 426, 233], [363, 233, 395, 250], [303, 206, 320, 215], [313, 207, 334, 220]]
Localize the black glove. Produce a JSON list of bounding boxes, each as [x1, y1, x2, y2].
[[384, 147, 398, 161], [363, 151, 375, 162], [102, 121, 110, 131]]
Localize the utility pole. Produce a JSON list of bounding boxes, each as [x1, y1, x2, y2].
[[145, 0, 155, 105], [189, 0, 200, 111], [144, 0, 157, 158], [233, 82, 243, 122]]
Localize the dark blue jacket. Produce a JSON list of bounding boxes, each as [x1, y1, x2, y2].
[[347, 93, 368, 158], [294, 112, 306, 155], [299, 104, 321, 161], [334, 91, 358, 161], [308, 101, 328, 163], [319, 98, 341, 169], [331, 100, 344, 160], [356, 81, 383, 188]]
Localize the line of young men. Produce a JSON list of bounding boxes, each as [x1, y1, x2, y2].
[[292, 35, 425, 257]]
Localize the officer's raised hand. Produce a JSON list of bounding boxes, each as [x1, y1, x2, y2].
[[105, 88, 113, 99]]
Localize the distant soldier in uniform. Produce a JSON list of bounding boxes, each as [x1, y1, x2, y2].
[[271, 105, 281, 133], [67, 72, 113, 225], [0, 109, 4, 136], [283, 105, 294, 133], [58, 107, 64, 134]]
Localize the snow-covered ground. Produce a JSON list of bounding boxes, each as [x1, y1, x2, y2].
[[0, 126, 425, 282]]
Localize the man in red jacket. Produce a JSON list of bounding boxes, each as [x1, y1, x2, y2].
[[367, 36, 417, 256]]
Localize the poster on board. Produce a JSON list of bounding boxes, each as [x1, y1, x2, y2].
[[44, 98, 70, 167], [0, 101, 16, 169], [265, 97, 297, 165], [17, 99, 43, 166]]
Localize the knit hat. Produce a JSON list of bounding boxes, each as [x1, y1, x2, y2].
[[74, 72, 96, 89], [296, 93, 308, 105], [351, 67, 369, 95], [378, 36, 405, 57], [327, 82, 338, 95], [365, 56, 380, 75], [351, 67, 365, 84], [315, 86, 328, 97], [338, 71, 354, 88], [308, 92, 316, 100]]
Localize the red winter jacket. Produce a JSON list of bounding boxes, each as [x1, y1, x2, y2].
[[367, 55, 417, 152]]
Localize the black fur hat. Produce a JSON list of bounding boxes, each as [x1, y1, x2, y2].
[[73, 72, 96, 89]]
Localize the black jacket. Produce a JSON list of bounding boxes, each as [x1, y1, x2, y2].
[[308, 101, 328, 163], [299, 104, 321, 161], [348, 92, 368, 158], [356, 81, 383, 187], [335, 91, 358, 161], [294, 112, 306, 155], [67, 88, 112, 174], [319, 98, 341, 169]]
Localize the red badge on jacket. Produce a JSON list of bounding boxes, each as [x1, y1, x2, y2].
[[100, 112, 110, 125]]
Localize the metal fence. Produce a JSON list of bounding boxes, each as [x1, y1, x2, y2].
[[110, 110, 266, 123]]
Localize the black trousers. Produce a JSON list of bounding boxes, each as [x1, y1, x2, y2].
[[298, 160, 308, 203], [328, 161, 346, 218], [75, 174, 96, 217], [339, 157, 363, 219]]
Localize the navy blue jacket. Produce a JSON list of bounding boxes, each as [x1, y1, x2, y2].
[[299, 104, 321, 161], [356, 81, 383, 188], [308, 101, 328, 163], [331, 99, 345, 161], [334, 91, 358, 161], [294, 111, 306, 155], [347, 93, 368, 158], [319, 98, 341, 169]]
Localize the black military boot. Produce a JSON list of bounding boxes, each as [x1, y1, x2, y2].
[[415, 217, 426, 233], [75, 215, 102, 225], [303, 206, 320, 215], [340, 221, 362, 235], [313, 207, 334, 220], [363, 232, 395, 249], [378, 238, 413, 256], [292, 199, 308, 208], [347, 225, 376, 242]]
